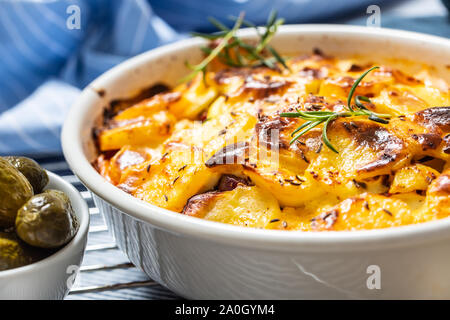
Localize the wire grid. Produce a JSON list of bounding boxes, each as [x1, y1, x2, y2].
[[36, 155, 179, 300]]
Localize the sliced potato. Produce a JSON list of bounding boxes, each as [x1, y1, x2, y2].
[[318, 73, 391, 101], [389, 164, 439, 194], [99, 110, 176, 151], [104, 146, 152, 184], [424, 170, 450, 220], [118, 148, 220, 213], [183, 185, 281, 228], [113, 92, 177, 121], [311, 193, 415, 231], [371, 87, 428, 116], [169, 74, 218, 119]]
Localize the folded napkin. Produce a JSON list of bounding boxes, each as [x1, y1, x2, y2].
[[0, 0, 430, 155]]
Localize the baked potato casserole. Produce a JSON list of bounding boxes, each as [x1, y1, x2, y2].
[[94, 48, 450, 232]]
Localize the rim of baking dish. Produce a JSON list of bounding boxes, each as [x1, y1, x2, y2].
[[0, 171, 89, 278], [62, 25, 450, 252]]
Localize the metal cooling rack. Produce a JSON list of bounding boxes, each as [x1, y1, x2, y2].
[[36, 155, 179, 300]]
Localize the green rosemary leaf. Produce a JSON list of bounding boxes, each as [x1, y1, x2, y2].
[[347, 66, 379, 109], [180, 13, 244, 83], [184, 60, 199, 71], [298, 110, 334, 120], [207, 17, 230, 32], [261, 58, 276, 69], [201, 46, 241, 67], [266, 10, 278, 28], [368, 114, 390, 124], [237, 40, 276, 68], [257, 17, 284, 52], [280, 111, 335, 121], [322, 116, 338, 153], [229, 15, 260, 33], [267, 45, 290, 70], [290, 120, 313, 136], [355, 95, 370, 110], [290, 119, 325, 144], [191, 32, 227, 39], [200, 46, 213, 54], [223, 46, 240, 66], [237, 41, 266, 60], [234, 46, 244, 65], [356, 95, 371, 102], [202, 68, 207, 84], [301, 111, 336, 115], [280, 112, 301, 118]]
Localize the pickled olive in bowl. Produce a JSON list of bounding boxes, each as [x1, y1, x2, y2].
[[0, 231, 49, 271], [16, 190, 78, 249], [4, 156, 49, 194], [0, 158, 33, 228], [0, 155, 82, 277]]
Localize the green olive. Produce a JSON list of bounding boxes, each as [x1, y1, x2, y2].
[[15, 190, 78, 249], [4, 156, 49, 194], [0, 231, 47, 271], [0, 158, 34, 228]]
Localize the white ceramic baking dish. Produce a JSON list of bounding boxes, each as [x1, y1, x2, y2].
[[61, 25, 450, 299]]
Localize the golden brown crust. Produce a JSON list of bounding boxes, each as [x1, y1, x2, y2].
[[430, 173, 450, 194], [93, 50, 450, 231], [413, 107, 450, 133], [182, 191, 221, 218]]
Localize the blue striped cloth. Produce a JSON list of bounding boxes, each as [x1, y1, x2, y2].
[[0, 0, 422, 155]]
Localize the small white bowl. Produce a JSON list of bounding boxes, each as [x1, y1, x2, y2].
[[62, 25, 450, 299], [0, 171, 89, 300]]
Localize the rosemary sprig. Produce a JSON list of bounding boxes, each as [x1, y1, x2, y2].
[[280, 66, 392, 153], [182, 11, 289, 83], [181, 13, 244, 83]]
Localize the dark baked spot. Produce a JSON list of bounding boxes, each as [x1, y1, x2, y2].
[[217, 174, 252, 191], [389, 91, 399, 97], [214, 68, 250, 84], [359, 152, 399, 173], [311, 209, 339, 230], [352, 179, 367, 189], [234, 76, 291, 100], [329, 76, 356, 89], [348, 64, 364, 72], [381, 174, 391, 188], [298, 67, 325, 79], [333, 119, 405, 173], [95, 88, 106, 97], [311, 48, 331, 60], [255, 117, 290, 150], [105, 83, 172, 121], [302, 94, 339, 112], [313, 48, 324, 56], [443, 134, 450, 154], [413, 107, 450, 132], [430, 173, 450, 194], [375, 67, 422, 85], [205, 142, 249, 168], [411, 133, 442, 151], [337, 119, 402, 151], [305, 94, 326, 104], [214, 67, 268, 85], [182, 191, 220, 217]]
